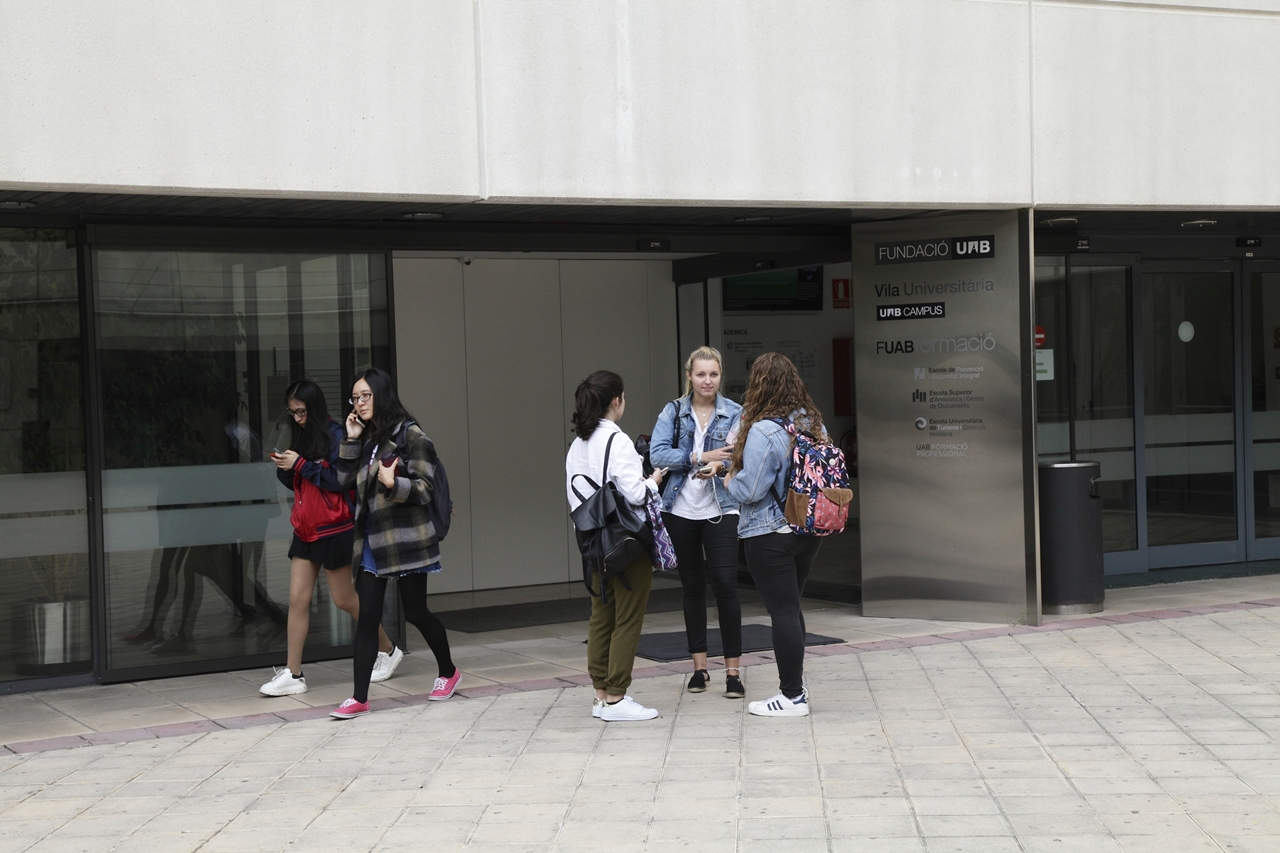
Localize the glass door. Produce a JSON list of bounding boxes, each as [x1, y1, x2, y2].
[[1142, 263, 1244, 567], [1247, 261, 1280, 558]]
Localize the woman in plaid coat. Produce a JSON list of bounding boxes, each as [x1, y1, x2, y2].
[[328, 367, 460, 719]]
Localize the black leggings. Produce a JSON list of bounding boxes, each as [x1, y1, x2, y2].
[[743, 533, 821, 699], [353, 570, 455, 703], [663, 513, 742, 659]]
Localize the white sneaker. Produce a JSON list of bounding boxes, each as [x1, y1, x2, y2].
[[260, 668, 307, 697], [748, 691, 809, 717], [370, 647, 404, 683], [592, 697, 605, 718], [599, 696, 659, 722]]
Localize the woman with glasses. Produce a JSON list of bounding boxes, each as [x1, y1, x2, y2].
[[260, 379, 397, 697], [330, 368, 460, 719]]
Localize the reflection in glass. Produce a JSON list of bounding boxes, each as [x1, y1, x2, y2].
[[0, 229, 91, 681], [1144, 272, 1236, 546], [1034, 259, 1137, 551], [96, 251, 389, 673], [1250, 272, 1280, 538]]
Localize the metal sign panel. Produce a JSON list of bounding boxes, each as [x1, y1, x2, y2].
[[853, 212, 1039, 624]]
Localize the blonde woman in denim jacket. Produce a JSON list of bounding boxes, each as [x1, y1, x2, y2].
[[649, 346, 744, 699], [724, 352, 828, 717]]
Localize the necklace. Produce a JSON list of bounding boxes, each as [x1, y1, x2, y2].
[[693, 402, 714, 427]]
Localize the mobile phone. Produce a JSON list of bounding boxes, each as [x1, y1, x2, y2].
[[264, 422, 289, 457], [699, 464, 716, 475], [380, 455, 399, 469]]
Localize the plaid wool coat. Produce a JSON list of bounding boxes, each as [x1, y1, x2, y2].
[[336, 421, 441, 576]]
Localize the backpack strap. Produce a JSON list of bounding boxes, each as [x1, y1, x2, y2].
[[764, 417, 796, 511], [602, 432, 616, 483]]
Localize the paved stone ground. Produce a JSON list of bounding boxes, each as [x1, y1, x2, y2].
[[5, 592, 1280, 851]]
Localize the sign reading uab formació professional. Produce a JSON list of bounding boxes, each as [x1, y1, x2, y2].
[[852, 212, 1039, 625]]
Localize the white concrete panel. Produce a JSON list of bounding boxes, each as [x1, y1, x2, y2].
[[392, 258, 473, 594], [480, 0, 1031, 205], [1034, 3, 1280, 207], [0, 1, 479, 199], [463, 259, 568, 589]]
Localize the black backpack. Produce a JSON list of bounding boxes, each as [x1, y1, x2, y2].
[[395, 421, 453, 542], [570, 433, 653, 602], [634, 398, 683, 478]]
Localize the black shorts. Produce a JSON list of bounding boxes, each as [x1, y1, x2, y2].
[[287, 530, 355, 571]]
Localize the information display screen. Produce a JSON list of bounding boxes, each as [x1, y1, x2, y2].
[[723, 266, 823, 312]]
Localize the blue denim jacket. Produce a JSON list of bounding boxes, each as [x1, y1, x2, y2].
[[648, 394, 742, 515], [723, 413, 828, 538]]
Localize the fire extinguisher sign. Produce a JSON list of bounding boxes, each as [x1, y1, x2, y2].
[[832, 278, 850, 309]]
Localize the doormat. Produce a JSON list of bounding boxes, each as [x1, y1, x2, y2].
[[436, 587, 685, 634], [635, 623, 843, 663], [1106, 560, 1280, 590]]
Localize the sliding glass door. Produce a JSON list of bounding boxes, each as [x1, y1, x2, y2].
[[94, 250, 390, 679]]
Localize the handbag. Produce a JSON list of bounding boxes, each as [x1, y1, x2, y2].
[[569, 433, 654, 602], [643, 491, 679, 571]]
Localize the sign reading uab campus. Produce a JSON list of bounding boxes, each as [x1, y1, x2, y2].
[[853, 212, 1038, 624]]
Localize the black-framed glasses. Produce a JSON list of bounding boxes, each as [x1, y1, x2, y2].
[[349, 392, 373, 405], [288, 407, 307, 419]]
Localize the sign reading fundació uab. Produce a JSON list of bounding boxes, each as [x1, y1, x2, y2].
[[852, 212, 1037, 624]]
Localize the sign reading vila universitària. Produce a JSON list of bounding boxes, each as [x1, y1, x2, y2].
[[853, 212, 1033, 624]]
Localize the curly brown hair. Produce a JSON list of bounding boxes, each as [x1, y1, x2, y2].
[[729, 352, 825, 474]]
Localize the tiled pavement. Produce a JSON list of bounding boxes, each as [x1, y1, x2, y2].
[[4, 575, 1280, 850]]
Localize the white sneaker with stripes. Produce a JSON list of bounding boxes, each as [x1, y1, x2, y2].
[[748, 691, 809, 717]]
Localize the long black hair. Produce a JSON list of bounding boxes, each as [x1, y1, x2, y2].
[[351, 367, 416, 450], [285, 379, 334, 461], [571, 370, 624, 441]]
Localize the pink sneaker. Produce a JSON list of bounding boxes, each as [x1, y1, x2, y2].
[[428, 669, 462, 701], [329, 698, 370, 719]]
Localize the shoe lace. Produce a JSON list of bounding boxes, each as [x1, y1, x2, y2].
[[432, 676, 448, 692]]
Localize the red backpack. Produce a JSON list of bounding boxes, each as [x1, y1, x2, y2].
[[769, 419, 854, 536], [291, 461, 355, 543]]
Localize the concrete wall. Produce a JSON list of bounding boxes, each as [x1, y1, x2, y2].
[[3, 1, 1278, 209], [391, 255, 678, 593]]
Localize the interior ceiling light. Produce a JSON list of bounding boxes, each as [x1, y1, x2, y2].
[[733, 215, 772, 223], [403, 212, 443, 220], [1180, 219, 1217, 228], [0, 201, 36, 209], [1039, 217, 1078, 226]]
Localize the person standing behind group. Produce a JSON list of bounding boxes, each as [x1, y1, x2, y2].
[[329, 368, 460, 719], [649, 347, 745, 699], [724, 352, 827, 717], [261, 379, 399, 697], [566, 371, 666, 722]]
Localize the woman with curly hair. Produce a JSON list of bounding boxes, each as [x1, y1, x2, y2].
[[723, 352, 828, 717]]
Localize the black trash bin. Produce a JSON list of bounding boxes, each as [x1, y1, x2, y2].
[[1038, 461, 1104, 615]]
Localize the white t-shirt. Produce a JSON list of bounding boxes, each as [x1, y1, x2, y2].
[[670, 416, 736, 520]]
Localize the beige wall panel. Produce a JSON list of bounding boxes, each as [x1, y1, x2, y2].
[[480, 0, 1031, 206], [646, 262, 680, 415], [1034, 3, 1280, 207], [392, 258, 473, 594], [559, 260, 660, 582], [0, 1, 479, 199], [464, 260, 568, 589]]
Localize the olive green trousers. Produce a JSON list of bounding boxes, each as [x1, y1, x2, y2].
[[586, 552, 653, 695]]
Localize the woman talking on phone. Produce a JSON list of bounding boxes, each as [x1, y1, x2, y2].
[[329, 367, 459, 719], [261, 380, 398, 697], [648, 347, 744, 699]]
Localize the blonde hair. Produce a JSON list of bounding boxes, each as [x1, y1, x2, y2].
[[682, 346, 725, 396]]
